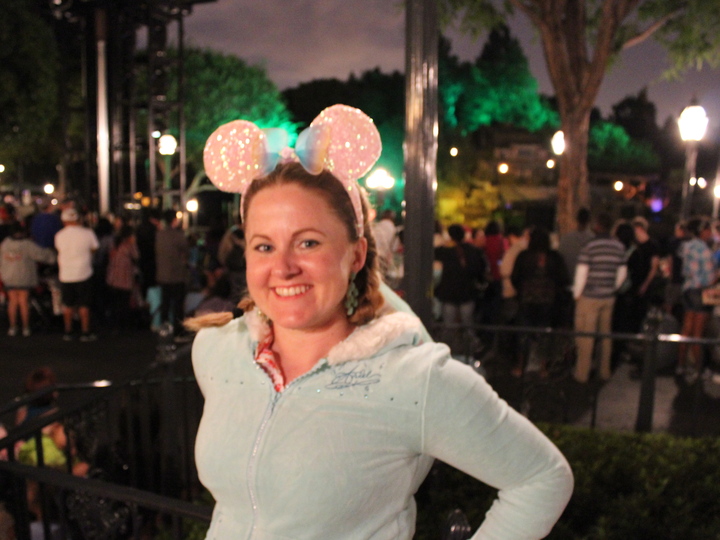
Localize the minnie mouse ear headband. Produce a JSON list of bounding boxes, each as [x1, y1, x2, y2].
[[203, 104, 382, 237]]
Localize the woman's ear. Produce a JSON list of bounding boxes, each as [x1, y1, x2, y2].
[[352, 237, 368, 274]]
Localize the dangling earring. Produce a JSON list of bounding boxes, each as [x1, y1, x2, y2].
[[345, 272, 359, 316]]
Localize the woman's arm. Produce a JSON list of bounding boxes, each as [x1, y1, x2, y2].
[[422, 354, 573, 539], [639, 255, 660, 296]]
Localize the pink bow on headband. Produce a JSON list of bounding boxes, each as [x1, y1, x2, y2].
[[203, 104, 383, 237]]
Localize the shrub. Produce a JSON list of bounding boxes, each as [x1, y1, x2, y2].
[[416, 424, 720, 539]]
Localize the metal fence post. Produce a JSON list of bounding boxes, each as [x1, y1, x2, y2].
[[635, 313, 660, 432]]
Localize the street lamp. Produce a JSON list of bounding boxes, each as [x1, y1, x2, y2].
[[158, 134, 177, 209], [365, 168, 395, 210], [551, 131, 565, 156], [366, 168, 395, 190], [678, 104, 708, 219], [184, 198, 199, 230]]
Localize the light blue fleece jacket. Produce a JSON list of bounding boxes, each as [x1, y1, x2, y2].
[[192, 309, 573, 540]]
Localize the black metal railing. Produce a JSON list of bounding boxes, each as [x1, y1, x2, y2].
[[431, 311, 720, 436], [0, 333, 207, 539]]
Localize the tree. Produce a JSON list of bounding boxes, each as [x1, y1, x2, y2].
[[611, 88, 659, 143], [439, 31, 557, 134], [0, 0, 59, 177], [174, 48, 297, 170], [588, 120, 659, 173], [438, 0, 720, 232], [471, 25, 557, 131]]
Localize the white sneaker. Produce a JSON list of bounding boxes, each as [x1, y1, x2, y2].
[[22, 327, 31, 337], [7, 327, 17, 337]]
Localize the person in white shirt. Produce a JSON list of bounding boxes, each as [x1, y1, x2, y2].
[[54, 208, 99, 341]]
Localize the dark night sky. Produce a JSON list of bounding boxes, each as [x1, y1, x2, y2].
[[180, 0, 720, 138]]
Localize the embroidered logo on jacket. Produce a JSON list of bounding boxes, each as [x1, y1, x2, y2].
[[326, 363, 381, 390]]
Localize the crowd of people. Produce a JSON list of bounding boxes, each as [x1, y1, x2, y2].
[[0, 199, 244, 341], [3, 187, 720, 385], [3, 191, 720, 385], [431, 209, 720, 384]]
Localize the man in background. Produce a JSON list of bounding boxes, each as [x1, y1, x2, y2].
[[155, 209, 189, 334], [572, 213, 627, 383], [55, 208, 99, 341], [558, 208, 594, 280]]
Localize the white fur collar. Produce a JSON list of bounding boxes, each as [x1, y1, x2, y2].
[[244, 308, 423, 365]]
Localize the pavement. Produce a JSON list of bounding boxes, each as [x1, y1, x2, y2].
[[2, 322, 720, 439]]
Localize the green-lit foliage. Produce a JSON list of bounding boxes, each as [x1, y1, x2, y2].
[[439, 28, 558, 135], [0, 0, 59, 172], [167, 48, 297, 170], [589, 121, 660, 173], [472, 26, 558, 131], [443, 29, 559, 133]]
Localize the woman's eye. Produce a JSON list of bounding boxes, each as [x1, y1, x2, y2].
[[300, 239, 319, 249], [253, 244, 272, 253]]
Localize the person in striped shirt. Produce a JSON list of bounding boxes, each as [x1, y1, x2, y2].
[[572, 213, 627, 383]]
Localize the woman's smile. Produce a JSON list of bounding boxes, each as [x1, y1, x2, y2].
[[273, 285, 312, 298]]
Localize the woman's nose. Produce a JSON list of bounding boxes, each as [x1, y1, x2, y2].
[[271, 249, 300, 278]]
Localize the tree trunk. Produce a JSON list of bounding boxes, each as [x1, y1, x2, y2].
[[510, 0, 640, 234], [557, 111, 591, 234]]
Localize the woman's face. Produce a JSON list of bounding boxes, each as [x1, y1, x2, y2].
[[244, 183, 367, 334]]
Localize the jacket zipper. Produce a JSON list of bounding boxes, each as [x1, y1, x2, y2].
[[245, 361, 328, 539]]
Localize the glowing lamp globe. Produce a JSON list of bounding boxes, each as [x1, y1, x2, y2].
[[678, 105, 708, 142]]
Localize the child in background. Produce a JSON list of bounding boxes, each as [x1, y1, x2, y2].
[[16, 367, 89, 520]]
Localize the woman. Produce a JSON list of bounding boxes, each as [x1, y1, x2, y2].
[[189, 106, 572, 539], [511, 227, 570, 377], [0, 222, 56, 337], [677, 217, 716, 376], [433, 223, 487, 354], [105, 225, 139, 330]]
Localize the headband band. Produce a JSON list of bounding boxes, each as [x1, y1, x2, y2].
[[203, 104, 382, 237]]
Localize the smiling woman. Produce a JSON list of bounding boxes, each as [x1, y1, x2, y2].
[[186, 105, 573, 540]]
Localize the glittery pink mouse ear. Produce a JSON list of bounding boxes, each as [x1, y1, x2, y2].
[[202, 105, 382, 237], [202, 120, 271, 194], [296, 105, 382, 236], [303, 104, 382, 182]]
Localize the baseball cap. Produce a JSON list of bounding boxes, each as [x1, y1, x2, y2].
[[61, 208, 79, 222]]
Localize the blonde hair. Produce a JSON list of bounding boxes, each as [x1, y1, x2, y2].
[[184, 162, 384, 331]]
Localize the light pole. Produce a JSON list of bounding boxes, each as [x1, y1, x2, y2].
[[158, 134, 177, 210], [713, 158, 720, 219], [678, 104, 708, 219]]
